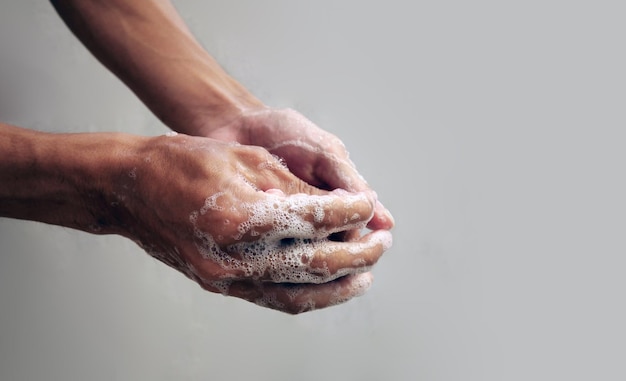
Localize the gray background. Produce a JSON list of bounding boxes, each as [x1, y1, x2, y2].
[[1, 1, 625, 380]]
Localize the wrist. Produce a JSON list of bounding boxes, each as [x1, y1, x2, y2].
[[53, 132, 146, 234], [0, 124, 144, 234], [173, 65, 267, 137]]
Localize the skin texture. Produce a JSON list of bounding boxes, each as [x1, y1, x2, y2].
[[50, 0, 395, 230], [0, 0, 395, 314], [0, 123, 391, 313]]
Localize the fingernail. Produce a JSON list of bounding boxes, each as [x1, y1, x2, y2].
[[265, 188, 286, 196]]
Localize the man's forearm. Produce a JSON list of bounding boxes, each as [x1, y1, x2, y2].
[[0, 122, 135, 233], [50, 0, 264, 135]]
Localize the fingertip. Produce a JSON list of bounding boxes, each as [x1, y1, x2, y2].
[[367, 212, 395, 231], [375, 200, 394, 224], [372, 229, 393, 251], [356, 272, 374, 293]]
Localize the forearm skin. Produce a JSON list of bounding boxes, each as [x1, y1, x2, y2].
[[50, 0, 265, 136], [0, 122, 138, 234]]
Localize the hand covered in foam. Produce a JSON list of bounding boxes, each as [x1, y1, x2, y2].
[[113, 133, 391, 314], [202, 108, 395, 231]]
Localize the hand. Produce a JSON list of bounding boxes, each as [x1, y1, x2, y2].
[[112, 133, 392, 314], [46, 1, 394, 313], [49, 1, 394, 232], [203, 108, 395, 231]]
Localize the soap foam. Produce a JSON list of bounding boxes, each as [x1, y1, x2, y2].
[[190, 191, 379, 284], [258, 154, 288, 171]]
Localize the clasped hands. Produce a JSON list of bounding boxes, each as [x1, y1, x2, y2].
[[116, 108, 393, 314], [0, 0, 395, 315]]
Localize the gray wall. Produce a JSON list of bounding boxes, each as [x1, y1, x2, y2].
[[1, 1, 625, 380]]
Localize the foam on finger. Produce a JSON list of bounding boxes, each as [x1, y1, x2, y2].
[[190, 191, 382, 284]]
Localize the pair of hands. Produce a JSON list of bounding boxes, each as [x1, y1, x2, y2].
[[115, 108, 393, 314], [46, 0, 393, 314]]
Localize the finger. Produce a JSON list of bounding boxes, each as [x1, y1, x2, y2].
[[268, 190, 377, 238], [315, 157, 395, 230], [221, 229, 392, 284], [261, 161, 389, 233], [192, 181, 375, 249], [228, 188, 377, 242], [369, 200, 395, 230], [303, 229, 392, 282], [247, 112, 395, 230], [217, 272, 374, 315], [261, 140, 394, 230]]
